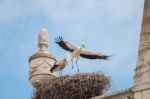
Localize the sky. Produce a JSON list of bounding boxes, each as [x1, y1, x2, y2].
[[0, 0, 145, 99]]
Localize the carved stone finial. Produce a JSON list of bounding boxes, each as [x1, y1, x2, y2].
[[38, 28, 49, 51]]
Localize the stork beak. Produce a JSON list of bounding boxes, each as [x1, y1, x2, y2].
[[83, 44, 85, 48], [81, 42, 85, 48]]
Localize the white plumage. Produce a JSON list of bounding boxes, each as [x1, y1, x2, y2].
[[55, 36, 110, 72], [50, 58, 68, 75]]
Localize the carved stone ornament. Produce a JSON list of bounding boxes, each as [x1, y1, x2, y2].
[[38, 28, 49, 51]]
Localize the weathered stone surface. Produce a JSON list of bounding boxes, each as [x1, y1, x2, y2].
[[134, 89, 150, 99], [134, 0, 150, 99], [29, 56, 56, 81], [92, 88, 133, 99], [29, 51, 56, 63], [138, 34, 150, 53], [29, 29, 57, 88], [141, 0, 150, 33], [38, 28, 49, 51], [134, 0, 150, 86]]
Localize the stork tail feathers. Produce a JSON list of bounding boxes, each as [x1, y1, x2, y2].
[[50, 64, 59, 73]]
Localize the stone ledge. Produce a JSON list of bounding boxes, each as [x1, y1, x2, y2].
[[29, 51, 56, 63], [92, 88, 133, 99], [29, 73, 56, 80], [133, 83, 150, 92]]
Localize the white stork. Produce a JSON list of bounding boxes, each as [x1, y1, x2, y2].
[[55, 36, 110, 72], [50, 58, 68, 75]]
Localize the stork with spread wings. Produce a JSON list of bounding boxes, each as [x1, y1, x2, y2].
[[55, 36, 110, 72]]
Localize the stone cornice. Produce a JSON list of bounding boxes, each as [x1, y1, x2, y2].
[[133, 83, 150, 92], [29, 51, 56, 63], [92, 88, 133, 99], [29, 73, 56, 80]]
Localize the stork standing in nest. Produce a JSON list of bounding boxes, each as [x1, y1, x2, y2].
[[50, 58, 68, 75], [55, 36, 110, 72]]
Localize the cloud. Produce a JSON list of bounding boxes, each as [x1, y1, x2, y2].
[[102, 0, 143, 21], [35, 0, 143, 25], [0, 0, 22, 23], [0, 0, 144, 26], [0, 0, 143, 75], [0, 0, 39, 23]]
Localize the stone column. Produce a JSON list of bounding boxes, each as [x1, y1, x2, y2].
[[133, 0, 150, 99], [29, 28, 56, 87]]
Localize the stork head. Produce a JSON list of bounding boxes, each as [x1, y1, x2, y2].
[[63, 58, 68, 65], [81, 42, 85, 49]]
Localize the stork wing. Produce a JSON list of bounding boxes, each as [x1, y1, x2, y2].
[[55, 36, 78, 52], [50, 64, 59, 73], [80, 49, 110, 60]]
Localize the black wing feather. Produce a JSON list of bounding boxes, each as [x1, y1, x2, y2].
[[55, 36, 74, 52], [50, 64, 59, 73], [80, 49, 110, 60], [80, 54, 110, 60]]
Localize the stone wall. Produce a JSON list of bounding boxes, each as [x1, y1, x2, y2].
[[133, 0, 150, 98], [134, 0, 150, 86], [92, 88, 133, 99]]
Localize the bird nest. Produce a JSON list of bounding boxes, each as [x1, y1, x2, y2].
[[33, 72, 110, 99]]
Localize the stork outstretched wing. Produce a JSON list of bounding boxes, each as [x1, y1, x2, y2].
[[80, 49, 110, 60], [55, 36, 77, 52]]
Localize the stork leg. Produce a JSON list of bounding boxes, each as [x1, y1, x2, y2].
[[60, 71, 62, 76], [71, 59, 74, 69], [76, 58, 80, 73], [59, 71, 61, 76]]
